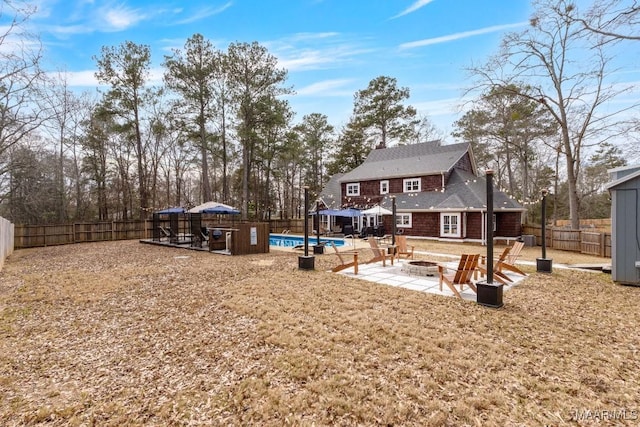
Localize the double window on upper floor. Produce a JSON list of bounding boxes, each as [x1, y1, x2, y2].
[[347, 177, 421, 197], [346, 183, 360, 196], [403, 178, 421, 193]]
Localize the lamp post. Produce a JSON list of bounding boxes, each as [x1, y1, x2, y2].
[[313, 199, 324, 254], [486, 170, 494, 284], [536, 189, 553, 273], [391, 195, 397, 246], [477, 170, 504, 308], [298, 186, 315, 270]]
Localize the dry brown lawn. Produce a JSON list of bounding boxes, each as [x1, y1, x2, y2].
[[0, 240, 638, 426]]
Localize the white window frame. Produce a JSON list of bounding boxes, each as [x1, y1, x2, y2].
[[403, 178, 421, 193], [346, 183, 360, 196], [396, 213, 412, 228], [380, 180, 389, 195], [441, 213, 461, 238]]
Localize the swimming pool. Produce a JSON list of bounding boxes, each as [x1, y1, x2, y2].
[[269, 234, 347, 248]]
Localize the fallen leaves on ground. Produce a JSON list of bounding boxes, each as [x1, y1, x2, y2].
[[0, 241, 637, 426]]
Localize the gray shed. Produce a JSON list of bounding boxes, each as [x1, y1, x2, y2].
[[606, 165, 640, 285]]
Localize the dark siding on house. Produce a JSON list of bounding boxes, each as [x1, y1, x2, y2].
[[496, 212, 521, 236], [423, 175, 443, 191], [343, 174, 447, 208], [389, 178, 403, 193], [382, 211, 521, 239], [383, 212, 438, 238], [468, 212, 521, 239], [341, 181, 383, 207], [466, 212, 483, 239], [453, 152, 474, 174]]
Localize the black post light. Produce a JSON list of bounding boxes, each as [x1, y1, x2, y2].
[[536, 189, 553, 273], [391, 195, 397, 246], [486, 170, 494, 284], [313, 199, 324, 254], [477, 170, 504, 308], [298, 186, 315, 270]]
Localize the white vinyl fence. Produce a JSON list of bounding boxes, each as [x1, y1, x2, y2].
[[0, 216, 14, 271]]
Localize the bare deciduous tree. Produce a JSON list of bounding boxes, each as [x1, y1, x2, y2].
[[567, 0, 640, 42], [470, 0, 638, 228], [0, 1, 45, 183]]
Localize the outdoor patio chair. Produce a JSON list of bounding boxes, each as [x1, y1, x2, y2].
[[395, 235, 414, 260], [481, 243, 526, 279], [438, 254, 480, 299], [476, 247, 514, 285], [506, 241, 525, 266], [329, 242, 359, 274], [365, 239, 394, 267]]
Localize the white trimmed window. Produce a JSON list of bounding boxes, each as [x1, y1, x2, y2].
[[396, 213, 412, 228], [441, 213, 461, 237], [380, 180, 389, 195], [346, 183, 360, 196], [403, 178, 421, 193]]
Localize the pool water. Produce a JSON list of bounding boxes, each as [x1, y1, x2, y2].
[[269, 234, 346, 248]]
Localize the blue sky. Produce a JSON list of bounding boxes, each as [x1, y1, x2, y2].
[[25, 0, 621, 137]]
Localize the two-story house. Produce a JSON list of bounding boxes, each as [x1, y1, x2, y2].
[[318, 141, 525, 242]]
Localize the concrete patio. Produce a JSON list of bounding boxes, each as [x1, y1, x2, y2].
[[334, 254, 528, 302]]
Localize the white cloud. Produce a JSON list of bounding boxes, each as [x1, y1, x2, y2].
[[286, 32, 340, 42], [399, 22, 528, 50], [270, 33, 375, 72], [148, 67, 164, 85], [100, 3, 145, 31], [57, 66, 164, 87], [296, 79, 355, 96], [57, 70, 101, 87], [277, 50, 341, 72], [175, 2, 233, 25], [391, 0, 436, 19], [46, 24, 91, 36], [412, 82, 464, 92], [413, 97, 467, 117]]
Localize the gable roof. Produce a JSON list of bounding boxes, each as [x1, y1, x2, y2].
[[380, 169, 525, 212], [605, 165, 640, 191], [338, 141, 472, 183], [318, 173, 344, 209]]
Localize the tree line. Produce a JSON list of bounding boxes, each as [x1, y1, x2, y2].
[[0, 0, 638, 228]]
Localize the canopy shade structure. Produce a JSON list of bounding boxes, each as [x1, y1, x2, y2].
[[361, 205, 393, 216], [155, 207, 186, 214], [188, 202, 237, 214], [316, 209, 341, 216], [201, 205, 240, 215], [317, 208, 363, 217]]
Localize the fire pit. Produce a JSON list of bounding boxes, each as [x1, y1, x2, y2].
[[401, 260, 439, 277]]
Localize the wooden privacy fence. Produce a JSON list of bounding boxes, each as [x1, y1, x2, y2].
[[14, 221, 156, 248], [521, 225, 611, 258], [553, 218, 611, 232], [14, 219, 281, 250], [269, 218, 308, 234], [0, 216, 14, 271]]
